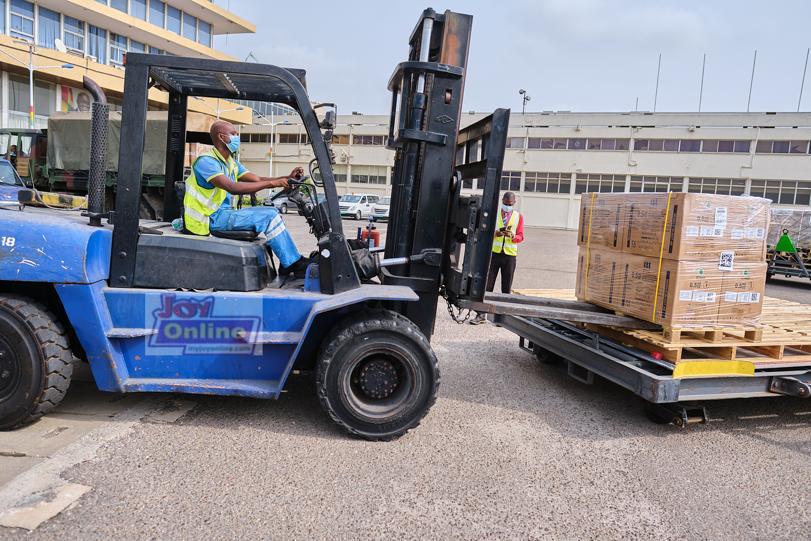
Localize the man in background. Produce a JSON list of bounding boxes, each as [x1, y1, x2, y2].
[[471, 191, 525, 324]]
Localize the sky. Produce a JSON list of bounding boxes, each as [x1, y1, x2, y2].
[[213, 0, 811, 115]]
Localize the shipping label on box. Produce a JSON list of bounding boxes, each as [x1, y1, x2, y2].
[[718, 262, 766, 326]]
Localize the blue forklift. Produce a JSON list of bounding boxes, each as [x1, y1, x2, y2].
[[0, 8, 524, 440]]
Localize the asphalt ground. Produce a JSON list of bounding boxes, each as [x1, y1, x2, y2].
[[1, 213, 810, 539]]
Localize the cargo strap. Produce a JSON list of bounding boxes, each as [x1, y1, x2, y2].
[[584, 193, 596, 292], [651, 191, 673, 320]]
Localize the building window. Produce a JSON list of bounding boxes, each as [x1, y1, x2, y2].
[[575, 173, 624, 194], [688, 177, 746, 196], [129, 40, 145, 53], [750, 179, 811, 205], [149, 0, 165, 27], [36, 6, 60, 48], [131, 0, 146, 20], [10, 0, 34, 40], [182, 13, 197, 41], [278, 133, 309, 145], [500, 171, 521, 191], [524, 172, 570, 194], [0, 0, 5, 35], [63, 16, 85, 53], [630, 175, 682, 193], [88, 25, 106, 64], [567, 138, 586, 150], [663, 139, 679, 152], [332, 134, 349, 145], [110, 33, 127, 65], [149, 46, 164, 54], [198, 20, 212, 47], [167, 5, 181, 34], [678, 140, 700, 152], [634, 139, 649, 151], [351, 165, 387, 184], [754, 140, 811, 154], [110, 0, 127, 13], [332, 165, 347, 183], [506, 137, 524, 149], [353, 135, 387, 145]]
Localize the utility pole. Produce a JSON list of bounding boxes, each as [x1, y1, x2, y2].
[[747, 50, 757, 113], [798, 48, 809, 112], [653, 53, 661, 112], [519, 89, 531, 115], [698, 53, 706, 112]]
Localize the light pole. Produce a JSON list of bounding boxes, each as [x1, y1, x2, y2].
[[254, 110, 289, 176], [519, 88, 531, 115], [0, 40, 73, 128]]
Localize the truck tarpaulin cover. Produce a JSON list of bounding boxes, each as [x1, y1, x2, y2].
[[47, 111, 168, 175]]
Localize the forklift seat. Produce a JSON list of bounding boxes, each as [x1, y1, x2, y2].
[[211, 229, 260, 241]]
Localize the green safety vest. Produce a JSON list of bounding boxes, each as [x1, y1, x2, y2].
[[493, 210, 520, 256], [183, 149, 237, 235]]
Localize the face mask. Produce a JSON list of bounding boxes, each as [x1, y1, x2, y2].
[[502, 204, 513, 213], [223, 134, 240, 154]]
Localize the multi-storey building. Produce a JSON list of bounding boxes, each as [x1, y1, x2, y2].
[[241, 111, 811, 229], [0, 0, 254, 127]]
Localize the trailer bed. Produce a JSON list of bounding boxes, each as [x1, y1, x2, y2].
[[492, 290, 811, 425]]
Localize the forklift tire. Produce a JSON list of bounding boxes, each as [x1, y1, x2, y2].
[[316, 310, 439, 441], [0, 295, 73, 430]]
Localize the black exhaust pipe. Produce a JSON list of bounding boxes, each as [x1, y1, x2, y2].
[[83, 76, 108, 227]]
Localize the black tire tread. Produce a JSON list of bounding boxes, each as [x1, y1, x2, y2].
[[0, 294, 72, 429], [316, 309, 439, 441]]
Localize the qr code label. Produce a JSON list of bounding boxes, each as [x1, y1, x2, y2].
[[751, 292, 761, 303], [719, 250, 734, 271]]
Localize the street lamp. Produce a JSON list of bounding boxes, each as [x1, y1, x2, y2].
[[191, 96, 244, 119], [254, 109, 289, 176], [0, 40, 74, 128], [518, 88, 531, 116]]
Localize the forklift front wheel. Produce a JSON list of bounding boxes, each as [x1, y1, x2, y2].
[[0, 294, 73, 430], [316, 310, 439, 441]]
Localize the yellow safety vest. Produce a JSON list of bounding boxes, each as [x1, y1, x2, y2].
[[183, 149, 237, 235], [493, 210, 520, 256]]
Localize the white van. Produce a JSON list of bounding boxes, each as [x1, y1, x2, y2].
[[339, 193, 380, 220]]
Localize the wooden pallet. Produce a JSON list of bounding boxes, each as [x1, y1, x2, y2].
[[514, 289, 811, 368]]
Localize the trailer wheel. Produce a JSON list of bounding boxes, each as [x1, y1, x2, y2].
[[316, 310, 439, 441], [0, 295, 73, 430], [643, 401, 675, 425], [533, 344, 561, 365]]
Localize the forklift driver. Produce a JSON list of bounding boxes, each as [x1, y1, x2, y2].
[[183, 120, 310, 278]]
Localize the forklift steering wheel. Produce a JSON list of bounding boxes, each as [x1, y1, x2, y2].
[[269, 175, 310, 201]]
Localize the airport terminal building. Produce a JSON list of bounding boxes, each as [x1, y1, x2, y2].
[[241, 111, 811, 229]]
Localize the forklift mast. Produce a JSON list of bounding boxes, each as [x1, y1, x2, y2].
[[383, 8, 510, 336]]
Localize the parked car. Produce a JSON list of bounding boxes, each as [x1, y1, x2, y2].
[[262, 193, 292, 214], [372, 196, 391, 221], [339, 193, 379, 220], [0, 158, 26, 204]]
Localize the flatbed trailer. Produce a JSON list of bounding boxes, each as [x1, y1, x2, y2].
[[492, 313, 811, 427]]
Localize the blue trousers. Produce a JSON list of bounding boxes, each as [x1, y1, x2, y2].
[[209, 206, 302, 268]]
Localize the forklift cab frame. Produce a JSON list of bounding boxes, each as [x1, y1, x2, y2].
[[0, 128, 45, 185], [111, 53, 360, 295]]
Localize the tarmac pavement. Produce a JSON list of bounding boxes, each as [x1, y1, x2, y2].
[[1, 213, 809, 538]]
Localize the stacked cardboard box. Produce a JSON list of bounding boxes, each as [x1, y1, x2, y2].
[[576, 193, 770, 328]]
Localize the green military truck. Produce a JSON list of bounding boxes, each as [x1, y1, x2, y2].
[[0, 112, 210, 218]]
